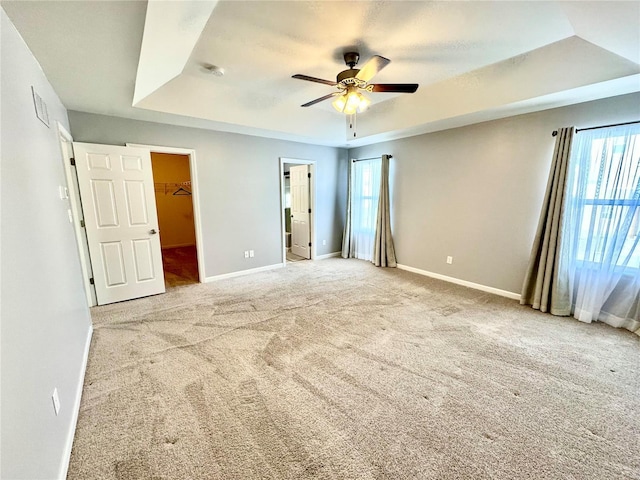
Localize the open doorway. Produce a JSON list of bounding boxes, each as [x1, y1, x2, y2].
[[151, 152, 199, 287], [280, 157, 316, 265], [127, 143, 205, 286]]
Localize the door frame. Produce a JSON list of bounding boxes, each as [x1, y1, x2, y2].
[[280, 157, 316, 264], [57, 123, 97, 306], [127, 143, 205, 282]]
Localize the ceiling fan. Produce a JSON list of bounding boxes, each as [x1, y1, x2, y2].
[[292, 52, 419, 114]]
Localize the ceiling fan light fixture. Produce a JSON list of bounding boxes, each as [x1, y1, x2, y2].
[[332, 94, 347, 112], [357, 95, 371, 113], [346, 90, 361, 109], [332, 88, 370, 115], [343, 103, 358, 115]]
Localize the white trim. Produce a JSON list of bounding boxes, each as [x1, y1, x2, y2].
[[396, 264, 521, 300], [126, 144, 194, 156], [58, 325, 93, 480], [280, 157, 316, 265], [315, 251, 341, 260], [57, 123, 97, 307], [126, 143, 205, 282], [204, 263, 284, 282]]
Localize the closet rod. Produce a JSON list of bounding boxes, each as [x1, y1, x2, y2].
[[352, 155, 393, 162], [551, 120, 639, 136]]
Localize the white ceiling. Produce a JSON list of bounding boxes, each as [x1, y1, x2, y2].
[[4, 0, 639, 147]]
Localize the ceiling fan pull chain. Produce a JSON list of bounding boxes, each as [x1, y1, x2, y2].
[[348, 113, 357, 138]]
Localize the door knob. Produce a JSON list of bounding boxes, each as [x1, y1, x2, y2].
[[149, 229, 158, 235]]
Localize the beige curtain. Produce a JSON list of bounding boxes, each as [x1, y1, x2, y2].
[[520, 127, 574, 314], [373, 155, 397, 267]]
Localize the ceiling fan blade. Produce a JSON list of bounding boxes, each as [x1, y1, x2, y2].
[[301, 92, 339, 107], [292, 74, 337, 86], [355, 55, 391, 82], [370, 83, 419, 93]]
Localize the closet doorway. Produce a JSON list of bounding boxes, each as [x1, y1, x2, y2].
[[126, 143, 205, 288], [126, 143, 205, 287], [150, 152, 199, 287]]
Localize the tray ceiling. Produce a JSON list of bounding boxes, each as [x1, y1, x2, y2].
[[3, 0, 639, 147]]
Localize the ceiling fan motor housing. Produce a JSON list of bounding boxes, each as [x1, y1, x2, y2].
[[337, 69, 360, 84]]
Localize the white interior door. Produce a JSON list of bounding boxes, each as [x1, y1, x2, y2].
[[290, 165, 311, 259], [72, 142, 165, 305]]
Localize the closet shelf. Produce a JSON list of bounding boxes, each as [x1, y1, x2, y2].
[[154, 181, 192, 196]]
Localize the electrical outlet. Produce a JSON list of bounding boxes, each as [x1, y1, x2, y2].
[[322, 240, 326, 246], [52, 388, 60, 416], [446, 256, 453, 264], [249, 250, 254, 258], [244, 251, 249, 258]]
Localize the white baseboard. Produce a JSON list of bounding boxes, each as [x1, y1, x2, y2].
[[396, 264, 521, 300], [205, 263, 284, 282], [59, 324, 93, 480], [315, 251, 341, 260]]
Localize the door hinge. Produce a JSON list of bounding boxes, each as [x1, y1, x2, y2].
[[308, 242, 312, 247], [70, 157, 76, 166], [307, 172, 311, 178], [308, 208, 311, 213], [89, 277, 95, 285], [80, 219, 85, 228]]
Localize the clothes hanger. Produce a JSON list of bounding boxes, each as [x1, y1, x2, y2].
[[172, 186, 191, 196]]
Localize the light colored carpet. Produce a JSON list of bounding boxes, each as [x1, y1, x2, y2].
[[68, 259, 640, 479]]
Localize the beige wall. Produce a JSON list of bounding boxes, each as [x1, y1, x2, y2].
[[349, 93, 640, 295], [151, 153, 196, 248]]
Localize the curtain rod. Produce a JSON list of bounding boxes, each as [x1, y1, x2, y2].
[[352, 155, 392, 162], [551, 120, 640, 136]]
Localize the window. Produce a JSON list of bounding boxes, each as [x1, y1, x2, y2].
[[350, 158, 381, 260], [564, 126, 640, 269], [558, 123, 639, 325]]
